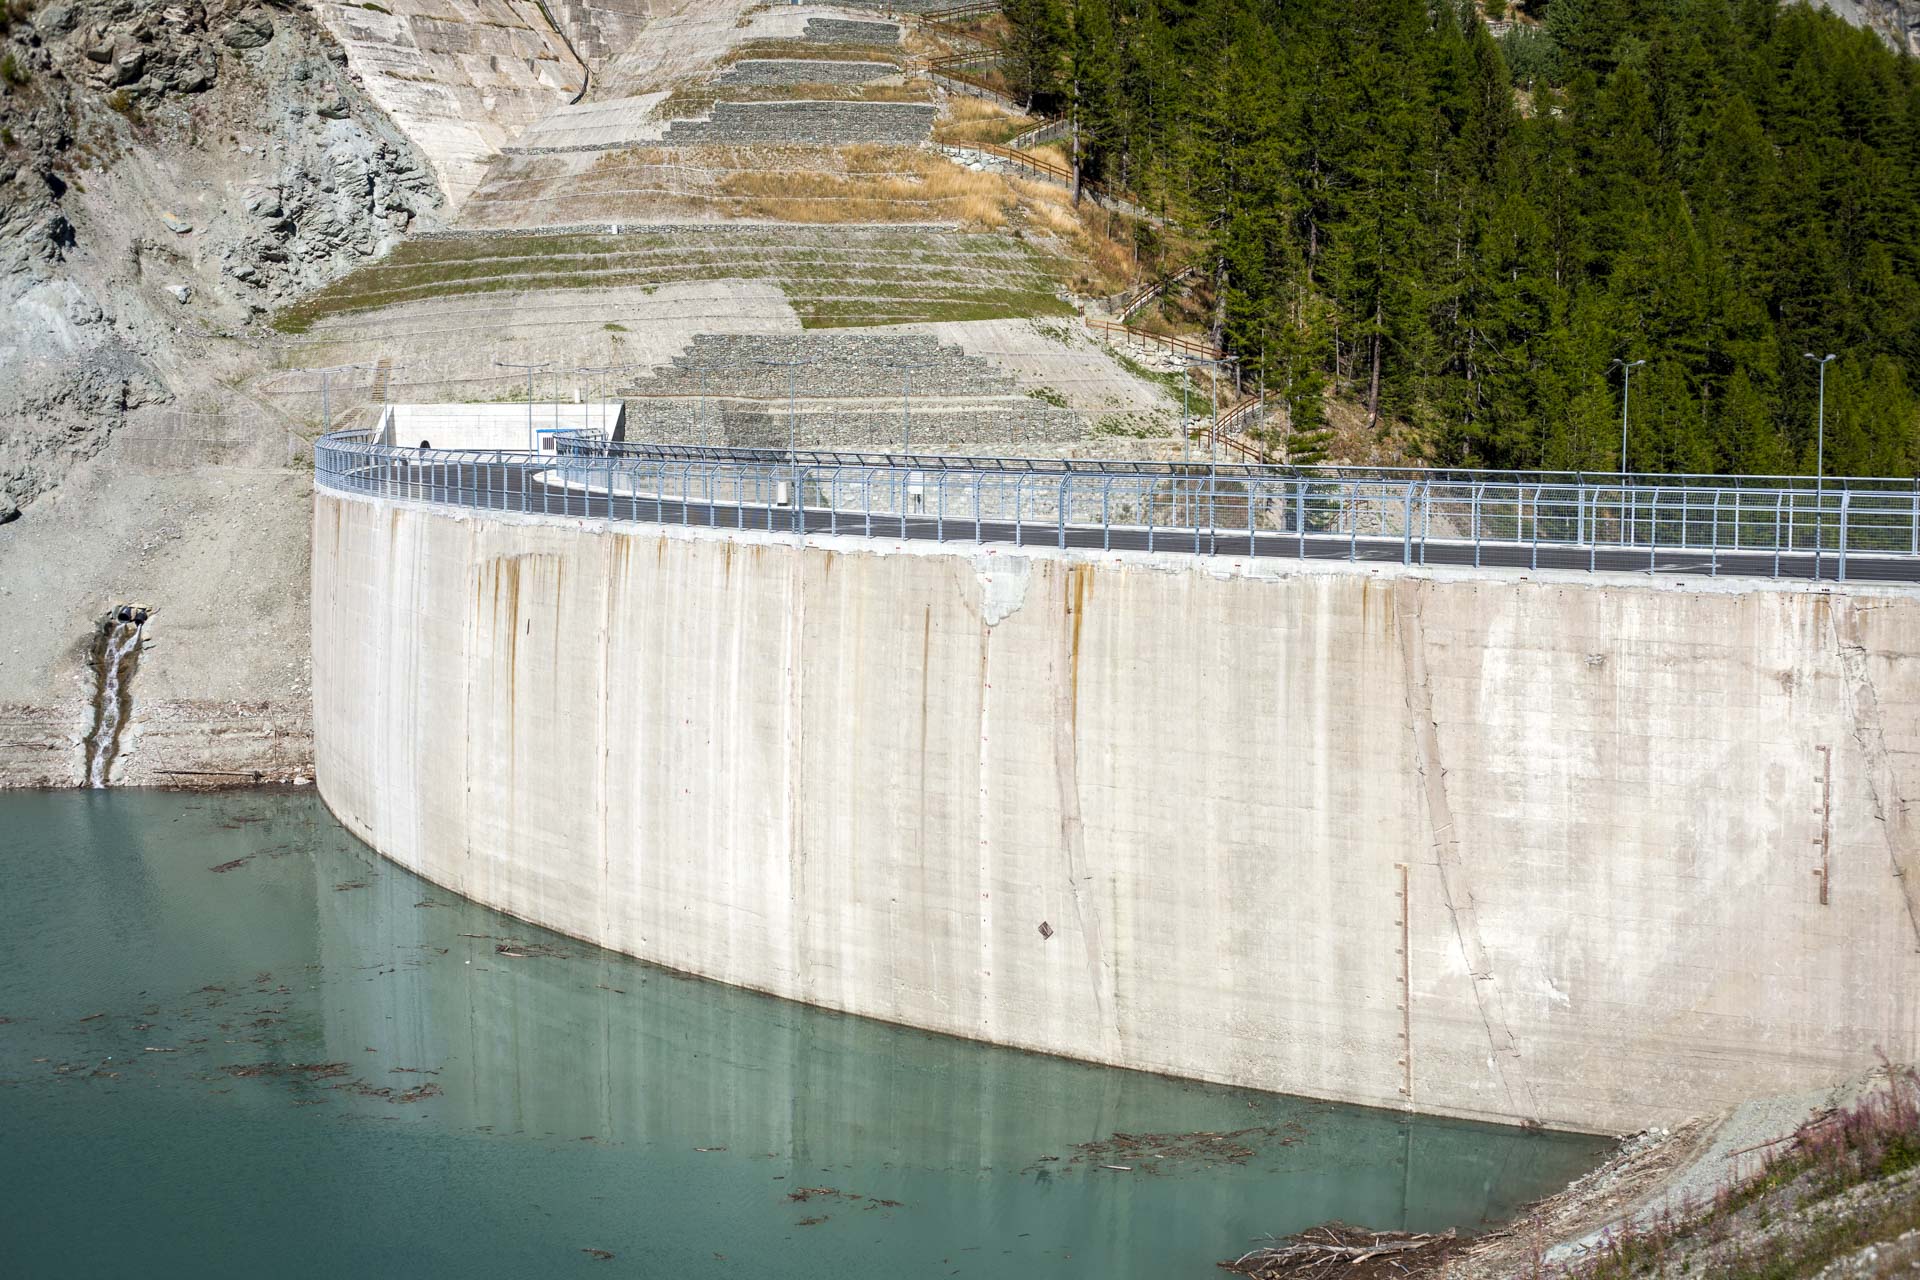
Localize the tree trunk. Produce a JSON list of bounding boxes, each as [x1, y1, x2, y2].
[[1070, 83, 1082, 206], [1210, 254, 1228, 355]]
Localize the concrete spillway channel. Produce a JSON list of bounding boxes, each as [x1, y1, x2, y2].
[[81, 606, 148, 787]]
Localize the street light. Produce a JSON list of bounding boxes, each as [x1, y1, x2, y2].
[[1609, 357, 1647, 474], [1178, 353, 1237, 538], [494, 360, 551, 452], [1803, 353, 1837, 492], [300, 363, 364, 435], [756, 356, 812, 458], [882, 359, 933, 455], [575, 365, 637, 441]]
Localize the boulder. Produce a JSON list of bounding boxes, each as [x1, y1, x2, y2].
[[96, 35, 146, 87], [220, 8, 273, 50], [33, 5, 80, 39]]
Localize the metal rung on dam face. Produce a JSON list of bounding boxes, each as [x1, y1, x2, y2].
[[314, 428, 1920, 586]]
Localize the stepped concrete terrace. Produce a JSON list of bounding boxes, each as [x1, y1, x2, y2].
[[271, 227, 1075, 334], [658, 100, 936, 146], [621, 399, 1080, 451], [614, 330, 1080, 451], [802, 17, 903, 43], [715, 59, 900, 87], [629, 332, 1025, 399]]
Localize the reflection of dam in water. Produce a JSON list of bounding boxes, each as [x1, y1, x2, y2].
[[301, 803, 1601, 1241], [3, 791, 1604, 1277]]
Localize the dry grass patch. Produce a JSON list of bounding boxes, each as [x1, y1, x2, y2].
[[933, 96, 1033, 146], [713, 144, 1034, 226], [660, 81, 932, 118]]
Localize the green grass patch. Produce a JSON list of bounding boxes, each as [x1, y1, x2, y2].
[[272, 230, 1070, 334]]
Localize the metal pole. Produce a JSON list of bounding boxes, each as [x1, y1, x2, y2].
[[495, 361, 551, 452], [1611, 358, 1645, 474], [1805, 352, 1836, 555], [1181, 377, 1190, 463]]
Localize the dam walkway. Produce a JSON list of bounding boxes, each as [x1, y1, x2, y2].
[[315, 429, 1920, 584]]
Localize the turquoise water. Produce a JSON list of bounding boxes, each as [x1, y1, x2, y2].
[[0, 790, 1607, 1278]]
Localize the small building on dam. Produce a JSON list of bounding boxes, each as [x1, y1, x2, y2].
[[310, 421, 1920, 1135]]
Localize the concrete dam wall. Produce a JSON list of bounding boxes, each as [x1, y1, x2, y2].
[[312, 489, 1920, 1134]]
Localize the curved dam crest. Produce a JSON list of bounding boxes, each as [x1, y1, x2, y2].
[[312, 488, 1920, 1134]]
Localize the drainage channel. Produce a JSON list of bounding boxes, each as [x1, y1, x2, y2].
[[80, 604, 149, 787]]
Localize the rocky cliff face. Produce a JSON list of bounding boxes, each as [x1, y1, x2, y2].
[[0, 0, 444, 517], [1814, 0, 1920, 55]]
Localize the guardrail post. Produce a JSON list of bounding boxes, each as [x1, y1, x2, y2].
[[1251, 478, 1260, 557], [1838, 491, 1851, 582], [1710, 489, 1721, 577], [1347, 482, 1359, 562], [1531, 484, 1543, 569], [1774, 491, 1786, 578], [1015, 476, 1024, 547], [937, 471, 946, 542], [1472, 483, 1483, 568], [1649, 488, 1662, 572], [1402, 482, 1415, 565], [1103, 476, 1113, 551], [974, 478, 982, 544], [1058, 476, 1069, 549], [1296, 480, 1306, 559], [1421, 481, 1432, 565]]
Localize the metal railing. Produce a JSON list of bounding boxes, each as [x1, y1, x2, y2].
[[314, 429, 1920, 584]]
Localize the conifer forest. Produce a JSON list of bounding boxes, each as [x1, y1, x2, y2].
[[1005, 0, 1920, 475]]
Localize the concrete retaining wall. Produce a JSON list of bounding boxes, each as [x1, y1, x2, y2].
[[312, 491, 1920, 1134], [619, 397, 1080, 449]]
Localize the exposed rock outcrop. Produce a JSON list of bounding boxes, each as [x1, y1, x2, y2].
[[0, 0, 444, 516], [1813, 0, 1920, 56]]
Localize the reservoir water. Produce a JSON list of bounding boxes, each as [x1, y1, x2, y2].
[[0, 789, 1608, 1277]]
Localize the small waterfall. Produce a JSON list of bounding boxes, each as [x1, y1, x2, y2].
[[82, 613, 145, 787]]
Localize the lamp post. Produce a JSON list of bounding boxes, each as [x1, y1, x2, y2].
[[1178, 353, 1238, 536], [883, 359, 933, 455], [1804, 352, 1837, 558], [1803, 352, 1836, 492], [495, 360, 551, 452], [302, 363, 364, 436], [757, 357, 811, 458], [1609, 357, 1647, 475], [575, 365, 634, 440]]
